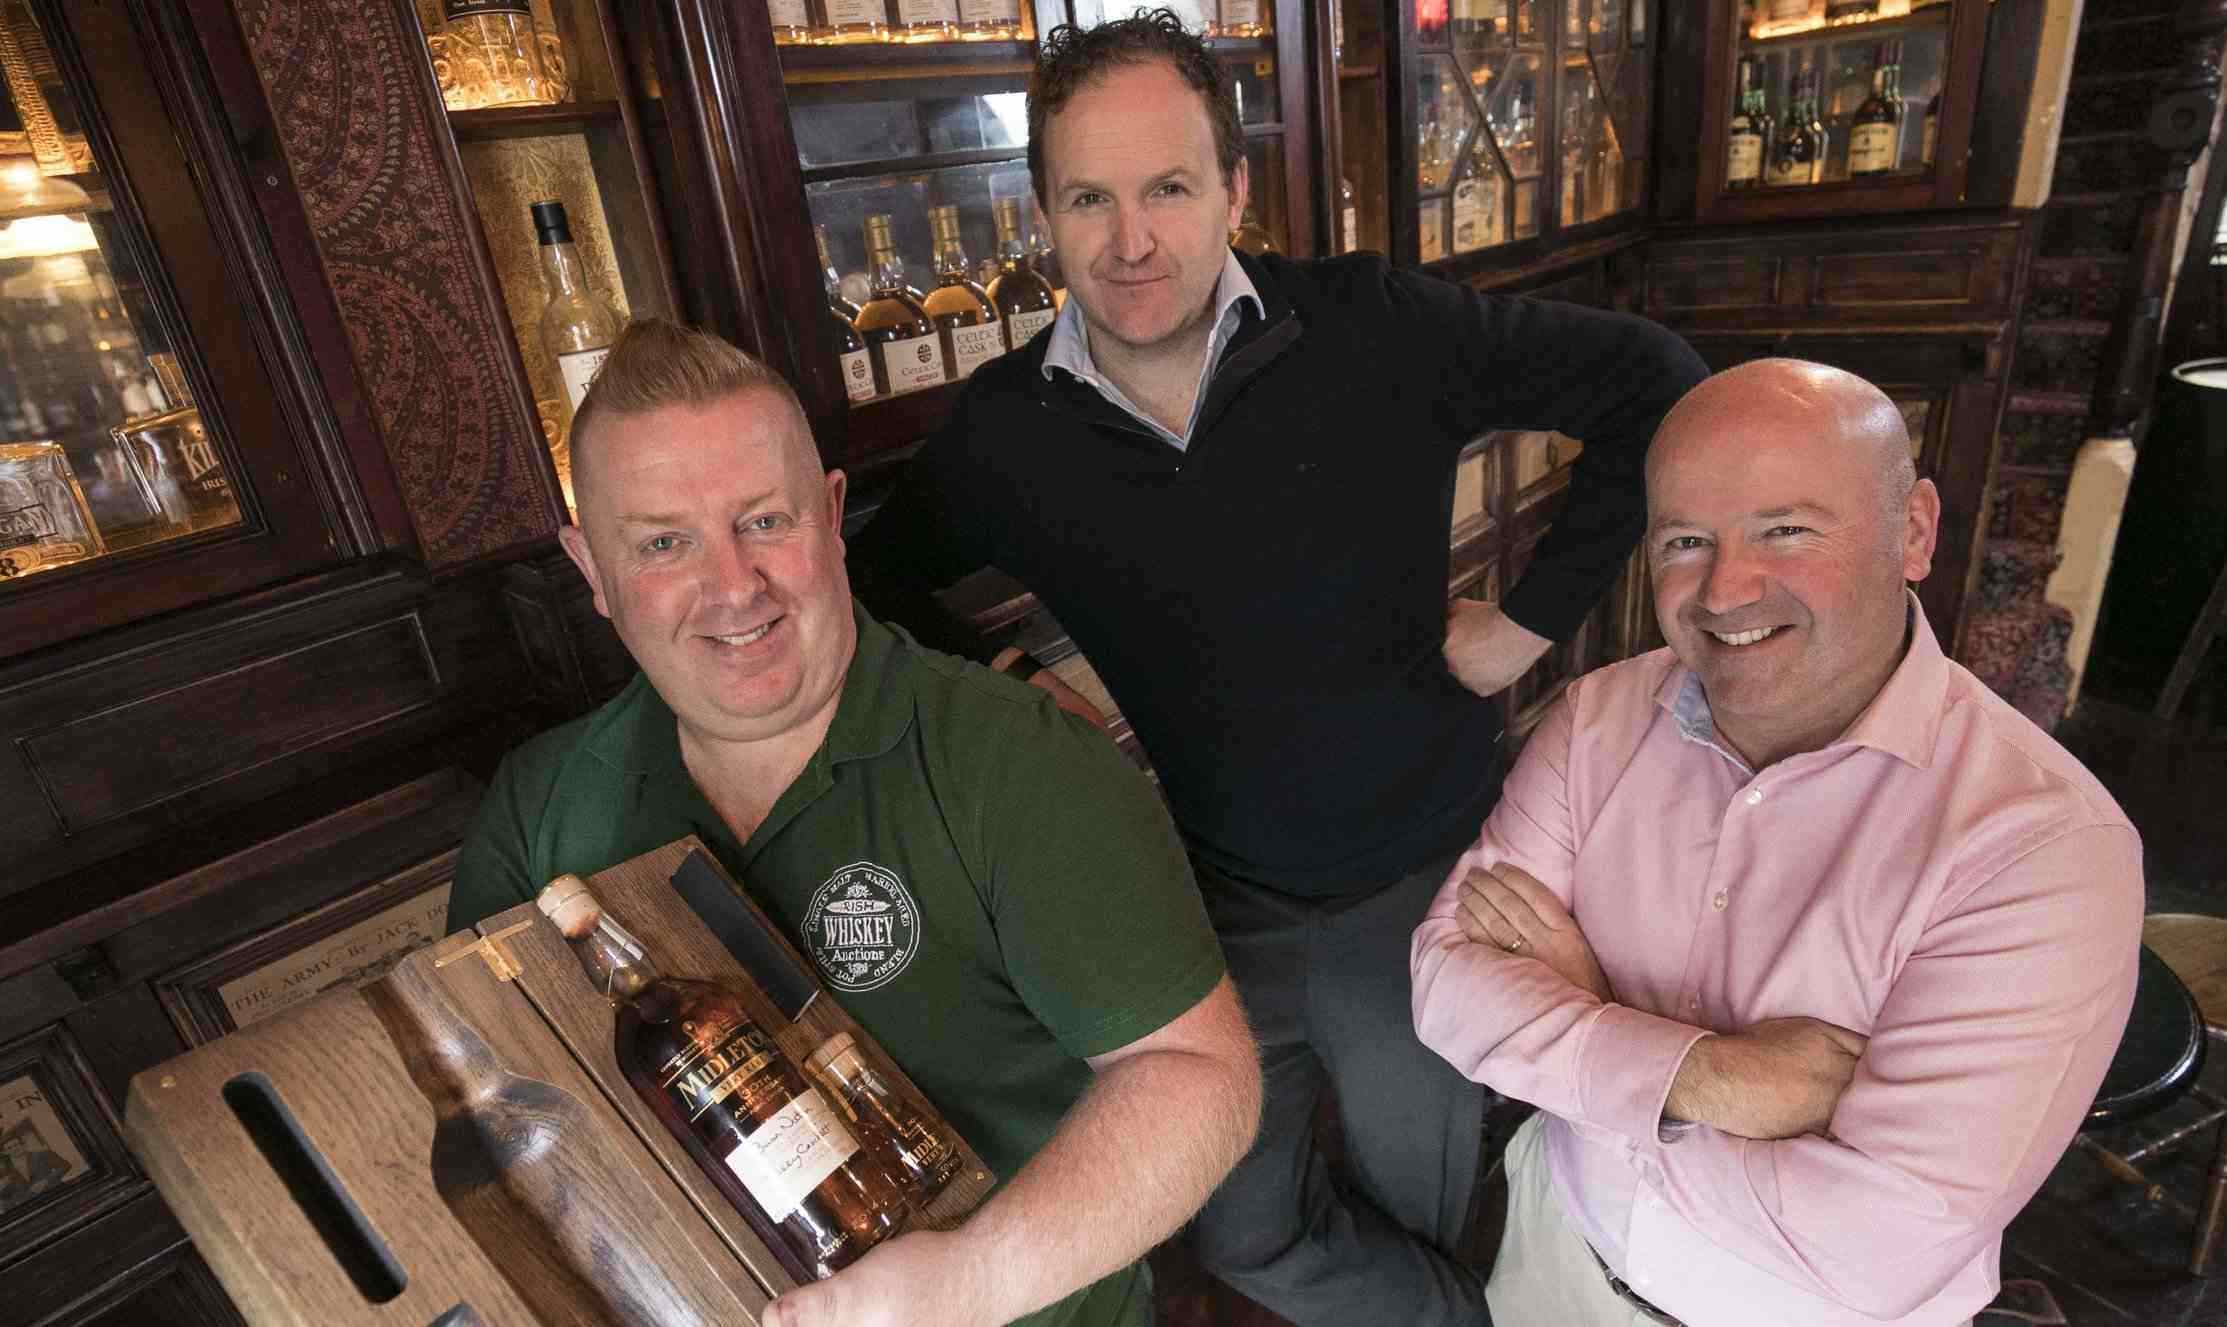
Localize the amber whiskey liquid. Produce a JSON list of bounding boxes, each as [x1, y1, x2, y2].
[[540, 877, 913, 1282], [922, 205, 1003, 380], [986, 198, 1057, 350], [857, 215, 947, 394]]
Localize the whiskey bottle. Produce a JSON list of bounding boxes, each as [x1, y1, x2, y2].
[[986, 198, 1058, 350], [1418, 197, 1446, 265], [1339, 175, 1358, 253], [1450, 135, 1504, 255], [1027, 219, 1067, 308], [923, 205, 1004, 380], [1230, 206, 1276, 256], [1808, 67, 1832, 182], [440, 1, 556, 109], [817, 222, 860, 321], [0, 441, 103, 580], [1921, 84, 1941, 167], [538, 877, 914, 1281], [893, 0, 958, 41], [767, 0, 815, 44], [806, 1032, 964, 1203], [531, 202, 624, 421], [1848, 42, 1901, 176], [1217, 0, 1267, 39], [1726, 55, 1768, 189], [956, 0, 1022, 38], [816, 225, 874, 404], [857, 214, 947, 395], [823, 0, 893, 42], [1767, 68, 1821, 186]]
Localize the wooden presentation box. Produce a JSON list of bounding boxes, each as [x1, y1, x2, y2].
[[122, 837, 993, 1326]]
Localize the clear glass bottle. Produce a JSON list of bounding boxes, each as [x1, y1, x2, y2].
[[956, 0, 1022, 39], [1767, 67, 1823, 186], [538, 876, 914, 1282], [0, 441, 104, 581], [805, 1032, 964, 1204], [857, 214, 947, 395], [1026, 218, 1066, 308], [1339, 175, 1359, 253], [1216, 0, 1267, 39], [822, 0, 894, 43], [531, 201, 624, 444], [818, 225, 875, 404], [440, 1, 556, 110], [893, 0, 958, 41], [1450, 135, 1505, 254], [1726, 55, 1768, 189], [986, 199, 1059, 350], [1848, 41, 1902, 176], [767, 0, 816, 45], [923, 204, 1003, 380]]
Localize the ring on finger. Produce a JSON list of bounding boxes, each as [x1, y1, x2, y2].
[[1504, 935, 1527, 953]]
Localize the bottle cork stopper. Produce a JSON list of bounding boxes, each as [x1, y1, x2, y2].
[[805, 1031, 858, 1077], [536, 874, 603, 939]]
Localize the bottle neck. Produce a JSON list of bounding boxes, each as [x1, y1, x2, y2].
[[539, 240, 589, 299], [933, 237, 970, 280], [870, 246, 907, 296], [564, 914, 660, 1007], [996, 226, 1027, 263]]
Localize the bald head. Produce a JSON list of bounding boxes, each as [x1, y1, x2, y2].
[[1650, 358, 1915, 531]]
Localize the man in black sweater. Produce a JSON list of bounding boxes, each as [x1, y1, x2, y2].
[[848, 12, 1707, 1325]]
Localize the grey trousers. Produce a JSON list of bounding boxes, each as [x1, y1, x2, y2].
[[1188, 849, 1491, 1327]]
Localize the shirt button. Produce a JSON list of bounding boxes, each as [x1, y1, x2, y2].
[[1711, 891, 1728, 910], [1745, 788, 1764, 805]]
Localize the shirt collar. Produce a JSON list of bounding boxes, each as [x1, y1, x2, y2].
[[1039, 247, 1262, 388], [589, 599, 916, 779], [1655, 591, 1950, 771]]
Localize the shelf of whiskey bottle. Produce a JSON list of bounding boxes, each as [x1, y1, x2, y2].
[[448, 99, 626, 143], [778, 39, 1036, 84], [1741, 5, 1949, 51]]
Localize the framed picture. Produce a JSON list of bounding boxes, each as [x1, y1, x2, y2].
[[0, 1023, 139, 1269], [156, 849, 457, 1047]]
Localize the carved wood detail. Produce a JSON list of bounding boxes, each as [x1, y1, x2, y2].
[[231, 0, 560, 570]]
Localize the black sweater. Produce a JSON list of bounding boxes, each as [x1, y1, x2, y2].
[[849, 251, 1707, 895]]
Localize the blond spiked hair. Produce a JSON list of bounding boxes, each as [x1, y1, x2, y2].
[[568, 318, 811, 498]]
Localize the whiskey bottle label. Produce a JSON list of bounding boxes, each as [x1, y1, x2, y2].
[[0, 503, 56, 550], [1451, 180, 1487, 254], [558, 346, 611, 410], [958, 0, 1019, 22], [825, 0, 884, 26], [1341, 205, 1357, 254], [1848, 123, 1896, 174], [895, 0, 958, 25], [1727, 132, 1762, 183], [880, 333, 948, 392], [1767, 152, 1804, 187], [1006, 307, 1058, 348], [723, 1089, 860, 1222], [840, 348, 876, 404], [1418, 199, 1445, 264], [444, 0, 531, 17], [769, 0, 811, 26], [948, 320, 1004, 378], [1221, 0, 1261, 27], [1766, 0, 1811, 17]]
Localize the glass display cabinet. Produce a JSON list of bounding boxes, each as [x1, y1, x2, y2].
[[1690, 0, 1989, 221], [769, 0, 1315, 465], [1326, 0, 1652, 276]]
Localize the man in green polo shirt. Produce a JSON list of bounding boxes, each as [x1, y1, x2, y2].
[[448, 319, 1258, 1327]]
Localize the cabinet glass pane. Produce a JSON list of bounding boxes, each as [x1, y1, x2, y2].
[[1734, 2, 1949, 190], [0, 4, 240, 587], [1240, 136, 1288, 254]]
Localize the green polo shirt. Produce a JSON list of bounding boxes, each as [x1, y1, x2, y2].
[[450, 603, 1223, 1327]]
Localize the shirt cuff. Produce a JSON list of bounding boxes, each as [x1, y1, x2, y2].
[[1577, 1004, 1711, 1148]]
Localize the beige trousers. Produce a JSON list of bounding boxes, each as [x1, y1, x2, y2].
[[1486, 1113, 1668, 1327]]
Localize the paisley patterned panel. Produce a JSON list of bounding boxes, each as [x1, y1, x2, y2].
[[237, 0, 555, 568]]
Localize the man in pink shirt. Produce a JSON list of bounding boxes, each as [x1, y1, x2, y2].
[[1411, 359, 2142, 1326]]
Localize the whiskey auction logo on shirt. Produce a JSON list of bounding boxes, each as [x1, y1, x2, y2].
[[802, 862, 920, 993]]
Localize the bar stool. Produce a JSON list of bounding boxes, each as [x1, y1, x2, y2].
[[2129, 915, 2227, 1275]]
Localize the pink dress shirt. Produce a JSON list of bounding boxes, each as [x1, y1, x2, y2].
[[1412, 603, 2142, 1326]]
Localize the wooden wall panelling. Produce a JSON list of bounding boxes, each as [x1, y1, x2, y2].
[[0, 1022, 143, 1272], [502, 550, 635, 715], [222, 0, 564, 570], [15, 1192, 224, 1327], [1644, 218, 2026, 328], [0, 568, 519, 901]]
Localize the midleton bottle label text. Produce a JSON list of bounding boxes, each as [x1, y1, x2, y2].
[[662, 1013, 863, 1221]]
